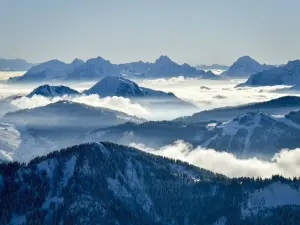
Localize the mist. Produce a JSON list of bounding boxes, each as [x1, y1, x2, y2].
[[1, 75, 300, 120], [130, 140, 300, 179], [136, 77, 297, 111], [11, 94, 150, 118]]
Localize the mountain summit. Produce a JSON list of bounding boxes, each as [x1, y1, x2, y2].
[[222, 56, 274, 78], [27, 85, 80, 98]]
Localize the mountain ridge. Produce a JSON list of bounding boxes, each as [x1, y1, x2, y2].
[[0, 142, 300, 224]]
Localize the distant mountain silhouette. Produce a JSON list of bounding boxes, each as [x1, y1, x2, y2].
[[221, 56, 274, 78]]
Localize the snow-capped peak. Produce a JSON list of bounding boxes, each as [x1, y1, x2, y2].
[[27, 84, 80, 98], [83, 76, 144, 97]]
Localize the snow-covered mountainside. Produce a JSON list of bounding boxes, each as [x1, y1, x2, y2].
[[221, 56, 274, 78], [0, 123, 21, 162], [0, 123, 40, 162], [27, 84, 80, 98], [8, 59, 84, 83], [0, 58, 32, 71], [84, 76, 181, 99], [84, 76, 144, 97], [83, 76, 198, 112], [0, 101, 144, 162], [0, 142, 300, 225], [88, 111, 300, 159], [205, 112, 300, 158], [239, 60, 300, 86], [175, 96, 300, 123]]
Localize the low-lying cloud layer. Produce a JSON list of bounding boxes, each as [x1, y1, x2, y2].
[[130, 140, 300, 179], [2, 77, 300, 120], [137, 77, 297, 111], [11, 94, 150, 118]]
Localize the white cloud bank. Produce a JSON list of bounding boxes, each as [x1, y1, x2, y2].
[[137, 77, 298, 111], [130, 141, 300, 179], [11, 94, 150, 118]]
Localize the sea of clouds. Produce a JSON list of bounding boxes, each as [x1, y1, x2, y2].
[[137, 76, 296, 111], [0, 74, 297, 120], [131, 140, 300, 179], [2, 73, 300, 179]]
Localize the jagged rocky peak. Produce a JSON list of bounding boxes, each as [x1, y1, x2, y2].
[[155, 55, 175, 64], [71, 58, 84, 66], [86, 56, 112, 65]]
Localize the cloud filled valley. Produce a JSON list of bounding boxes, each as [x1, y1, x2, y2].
[[1, 73, 300, 180]]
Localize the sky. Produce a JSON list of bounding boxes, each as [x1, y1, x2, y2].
[[1, 0, 300, 65]]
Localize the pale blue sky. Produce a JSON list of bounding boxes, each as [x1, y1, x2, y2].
[[1, 0, 300, 65]]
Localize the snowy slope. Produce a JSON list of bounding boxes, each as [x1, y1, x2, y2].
[[84, 76, 144, 97], [83, 76, 198, 114], [27, 84, 80, 98], [0, 123, 20, 161], [242, 182, 300, 218], [239, 60, 300, 87], [90, 111, 300, 159]]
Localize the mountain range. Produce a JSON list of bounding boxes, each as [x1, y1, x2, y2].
[[86, 110, 300, 159], [0, 142, 300, 225], [7, 56, 220, 83]]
